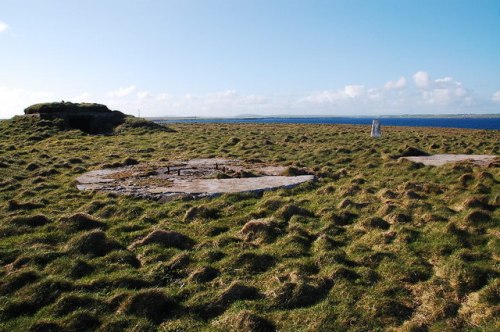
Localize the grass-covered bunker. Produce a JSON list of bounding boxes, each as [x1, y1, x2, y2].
[[24, 102, 126, 134]]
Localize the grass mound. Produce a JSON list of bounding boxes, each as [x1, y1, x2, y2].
[[115, 117, 176, 133], [465, 209, 492, 224], [45, 258, 94, 279], [359, 216, 390, 230], [281, 166, 311, 176], [28, 321, 63, 332], [387, 212, 412, 224], [184, 205, 220, 221], [66, 230, 123, 257], [231, 252, 276, 274], [199, 282, 261, 318], [7, 199, 44, 211], [269, 273, 332, 309], [188, 266, 219, 283], [330, 211, 358, 226], [117, 289, 177, 323], [215, 310, 276, 332], [458, 279, 499, 327], [239, 218, 281, 243], [460, 196, 491, 210], [62, 311, 101, 331], [59, 213, 107, 231], [129, 229, 195, 250], [275, 204, 313, 221], [50, 294, 105, 317], [1, 278, 74, 319], [0, 270, 40, 295], [9, 214, 51, 227], [398, 146, 430, 157]]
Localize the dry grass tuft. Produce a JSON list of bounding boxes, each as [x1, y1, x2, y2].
[[184, 205, 220, 221], [460, 196, 491, 210], [458, 279, 499, 328], [275, 204, 313, 221], [269, 273, 332, 309], [387, 212, 412, 224], [239, 218, 281, 243], [215, 310, 276, 332]]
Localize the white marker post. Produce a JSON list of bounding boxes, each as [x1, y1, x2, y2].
[[371, 119, 381, 138]]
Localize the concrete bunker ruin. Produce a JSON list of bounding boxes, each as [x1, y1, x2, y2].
[[24, 102, 127, 134]]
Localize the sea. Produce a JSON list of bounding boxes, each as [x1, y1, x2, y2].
[[154, 117, 500, 130]]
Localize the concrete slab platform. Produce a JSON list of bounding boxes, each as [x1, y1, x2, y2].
[[76, 158, 314, 200], [401, 154, 497, 166]]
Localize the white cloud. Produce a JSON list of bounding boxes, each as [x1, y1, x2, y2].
[[99, 86, 276, 117], [137, 90, 152, 99], [298, 85, 366, 106], [491, 91, 500, 102], [298, 91, 340, 104], [0, 86, 54, 118], [384, 76, 406, 90], [413, 71, 430, 88], [107, 85, 136, 98], [435, 77, 453, 83], [298, 72, 479, 114], [344, 85, 364, 98], [0, 21, 8, 33], [0, 72, 497, 118], [418, 77, 471, 106]]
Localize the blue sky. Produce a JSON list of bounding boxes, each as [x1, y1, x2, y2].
[[1, 0, 499, 117]]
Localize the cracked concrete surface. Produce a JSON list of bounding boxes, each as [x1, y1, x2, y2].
[[76, 158, 314, 200], [401, 154, 497, 166]]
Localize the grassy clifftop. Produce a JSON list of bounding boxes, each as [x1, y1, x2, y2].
[[0, 117, 498, 331]]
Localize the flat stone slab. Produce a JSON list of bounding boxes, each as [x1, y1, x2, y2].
[[76, 158, 314, 200], [147, 176, 313, 195], [402, 154, 498, 166]]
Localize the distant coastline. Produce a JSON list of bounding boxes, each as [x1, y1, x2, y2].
[[3, 114, 498, 130], [148, 113, 500, 121], [150, 115, 500, 130]]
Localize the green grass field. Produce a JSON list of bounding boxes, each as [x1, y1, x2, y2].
[[0, 116, 498, 331]]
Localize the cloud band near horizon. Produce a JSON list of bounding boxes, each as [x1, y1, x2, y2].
[[1, 71, 499, 118]]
